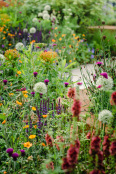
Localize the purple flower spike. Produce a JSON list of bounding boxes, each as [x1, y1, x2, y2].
[[31, 91, 35, 97], [96, 62, 103, 66], [33, 72, 38, 77], [20, 149, 25, 157], [97, 85, 102, 88], [77, 82, 82, 85], [6, 148, 13, 157], [12, 153, 19, 161], [44, 79, 49, 85], [64, 82, 69, 87], [100, 72, 108, 79], [3, 80, 8, 85]]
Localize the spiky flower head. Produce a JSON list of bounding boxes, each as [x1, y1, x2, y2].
[[23, 28, 28, 33], [98, 110, 113, 124], [100, 72, 108, 79], [15, 42, 24, 51], [44, 5, 51, 11], [6, 148, 13, 156], [0, 54, 5, 63], [96, 76, 113, 91], [43, 14, 50, 20], [12, 153, 19, 161], [30, 27, 36, 34], [43, 10, 48, 15], [32, 18, 38, 23], [38, 13, 43, 17], [33, 82, 47, 94]]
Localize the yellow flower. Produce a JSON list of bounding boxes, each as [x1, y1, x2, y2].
[[23, 125, 29, 129], [62, 34, 66, 37], [23, 94, 28, 98], [3, 171, 7, 174], [75, 36, 79, 39], [52, 39, 56, 42], [19, 60, 22, 63], [72, 34, 75, 36], [10, 83, 12, 86], [17, 71, 21, 75], [54, 34, 57, 37], [3, 37, 6, 40], [43, 115, 47, 118], [55, 27, 58, 30], [82, 34, 85, 37], [16, 100, 22, 106], [69, 60, 72, 63], [2, 120, 6, 124], [29, 135, 36, 139], [74, 58, 76, 60], [9, 93, 14, 96], [8, 43, 12, 46], [0, 103, 3, 106], [32, 107, 36, 111], [59, 38, 62, 41], [22, 90, 28, 94], [27, 155, 33, 161], [41, 143, 46, 146], [24, 142, 32, 148], [69, 45, 72, 48], [34, 125, 37, 129]]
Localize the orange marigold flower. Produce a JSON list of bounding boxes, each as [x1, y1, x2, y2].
[[19, 60, 22, 63], [17, 71, 21, 75], [16, 100, 22, 106], [62, 34, 66, 37], [52, 39, 56, 42], [34, 125, 37, 129], [9, 93, 14, 96], [3, 171, 7, 174], [29, 135, 36, 139], [69, 60, 72, 63], [43, 115, 47, 118], [23, 94, 28, 98], [24, 142, 32, 148], [41, 142, 46, 146], [59, 38, 62, 41], [2, 120, 6, 124], [32, 107, 36, 111], [0, 103, 3, 106], [23, 125, 29, 129]]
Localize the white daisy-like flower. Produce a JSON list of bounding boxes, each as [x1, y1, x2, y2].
[[43, 10, 48, 15], [32, 18, 38, 23], [23, 28, 28, 33], [33, 82, 47, 94], [38, 13, 43, 17], [44, 5, 51, 11], [15, 42, 24, 51], [0, 54, 5, 63], [98, 110, 113, 124], [43, 14, 50, 20], [96, 76, 113, 91], [30, 27, 36, 34]]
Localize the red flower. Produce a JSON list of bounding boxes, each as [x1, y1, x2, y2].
[[62, 157, 72, 170], [98, 151, 103, 164], [45, 134, 53, 147], [89, 170, 100, 174], [67, 88, 76, 99], [46, 162, 54, 170], [109, 141, 116, 156], [55, 136, 64, 151], [71, 99, 81, 119], [110, 91, 116, 105], [90, 136, 101, 154], [75, 139, 80, 149], [102, 135, 110, 157], [86, 132, 91, 139], [67, 145, 79, 165]]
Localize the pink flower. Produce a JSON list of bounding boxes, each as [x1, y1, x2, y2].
[[97, 85, 102, 88], [110, 91, 116, 105], [77, 82, 82, 85], [100, 72, 108, 79], [96, 62, 103, 66], [109, 141, 116, 156], [71, 99, 81, 119], [67, 88, 76, 99], [102, 135, 110, 157], [67, 145, 79, 165], [45, 134, 53, 147], [90, 136, 101, 154]]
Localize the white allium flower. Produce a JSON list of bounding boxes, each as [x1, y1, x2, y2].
[[0, 54, 5, 63], [98, 110, 113, 124], [43, 14, 50, 20], [44, 5, 51, 11], [32, 18, 38, 23], [15, 42, 24, 51], [30, 27, 36, 34], [43, 10, 48, 15], [38, 13, 43, 17], [23, 28, 28, 33], [33, 82, 47, 94], [96, 76, 113, 91]]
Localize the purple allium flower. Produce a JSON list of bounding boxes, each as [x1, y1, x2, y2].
[[96, 62, 103, 66], [97, 85, 102, 88], [77, 82, 82, 85], [33, 72, 38, 77], [3, 80, 8, 85], [100, 72, 108, 79], [20, 149, 25, 157], [64, 82, 69, 87], [40, 93, 43, 98], [91, 55, 94, 59], [44, 79, 49, 85], [31, 91, 35, 97], [6, 148, 13, 157], [12, 153, 19, 161]]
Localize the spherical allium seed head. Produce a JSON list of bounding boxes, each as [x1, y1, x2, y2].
[[30, 27, 36, 34], [64, 82, 69, 87], [43, 14, 50, 20], [96, 76, 113, 91], [32, 18, 38, 23], [98, 109, 113, 124], [12, 153, 19, 161], [15, 42, 24, 51], [33, 82, 47, 94], [44, 5, 51, 11], [3, 79, 8, 85], [20, 149, 25, 157], [31, 91, 35, 97], [6, 148, 13, 157], [33, 72, 38, 77], [44, 79, 49, 85]]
